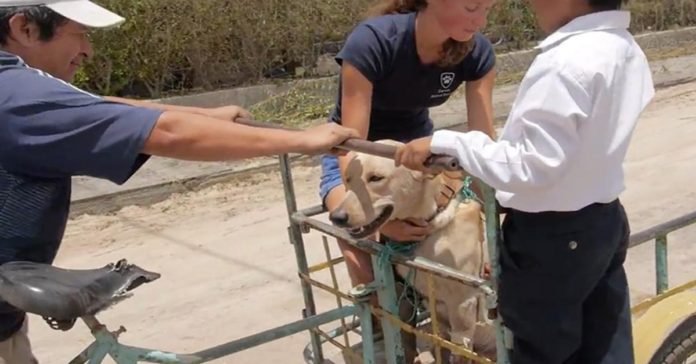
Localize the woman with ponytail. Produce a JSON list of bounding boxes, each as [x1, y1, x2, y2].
[[319, 0, 497, 311]]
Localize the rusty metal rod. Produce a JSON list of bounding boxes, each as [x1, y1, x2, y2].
[[368, 306, 493, 363], [299, 272, 357, 302], [307, 256, 344, 274], [427, 273, 444, 364], [322, 236, 352, 349], [235, 118, 461, 171]]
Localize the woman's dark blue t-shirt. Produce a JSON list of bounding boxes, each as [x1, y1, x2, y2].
[[328, 11, 496, 142]]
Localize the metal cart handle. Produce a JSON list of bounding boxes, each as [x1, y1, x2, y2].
[[235, 118, 461, 172]]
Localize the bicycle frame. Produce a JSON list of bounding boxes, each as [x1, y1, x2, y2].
[[69, 149, 511, 364], [68, 145, 696, 364], [69, 307, 359, 364]]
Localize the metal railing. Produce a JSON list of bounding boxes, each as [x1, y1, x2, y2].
[[277, 137, 511, 364], [629, 210, 696, 295]]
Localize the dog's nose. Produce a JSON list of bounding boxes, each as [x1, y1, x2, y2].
[[329, 209, 349, 227]]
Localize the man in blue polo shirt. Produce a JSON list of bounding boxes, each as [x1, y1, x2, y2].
[[0, 1, 358, 361]]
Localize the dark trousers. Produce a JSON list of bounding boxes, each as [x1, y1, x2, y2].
[[498, 200, 634, 364]]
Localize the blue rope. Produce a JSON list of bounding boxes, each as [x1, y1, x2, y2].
[[376, 241, 418, 271], [376, 241, 420, 322], [457, 176, 483, 204]]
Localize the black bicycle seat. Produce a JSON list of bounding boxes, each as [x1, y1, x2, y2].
[[0, 259, 160, 329]]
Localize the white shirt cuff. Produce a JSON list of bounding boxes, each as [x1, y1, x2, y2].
[[431, 129, 469, 156]]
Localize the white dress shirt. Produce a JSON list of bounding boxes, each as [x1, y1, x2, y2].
[[431, 11, 655, 212]]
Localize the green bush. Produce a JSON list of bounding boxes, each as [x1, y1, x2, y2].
[[76, 0, 372, 96], [630, 0, 696, 30], [76, 0, 695, 98]]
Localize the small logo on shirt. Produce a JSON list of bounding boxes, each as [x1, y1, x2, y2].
[[440, 72, 455, 89]]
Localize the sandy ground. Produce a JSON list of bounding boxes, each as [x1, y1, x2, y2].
[[30, 81, 696, 363]]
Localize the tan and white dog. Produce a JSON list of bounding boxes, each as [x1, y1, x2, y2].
[[328, 140, 496, 363]]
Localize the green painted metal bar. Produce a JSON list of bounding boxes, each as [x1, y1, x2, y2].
[[113, 345, 193, 364], [629, 210, 696, 247], [87, 349, 108, 364], [189, 306, 357, 363], [69, 341, 98, 364], [302, 321, 362, 362], [78, 306, 367, 363], [87, 332, 112, 364], [291, 212, 493, 293], [479, 181, 512, 364], [372, 254, 407, 364], [655, 234, 669, 294], [358, 302, 377, 364], [78, 306, 356, 364], [278, 154, 325, 363], [301, 309, 433, 363]]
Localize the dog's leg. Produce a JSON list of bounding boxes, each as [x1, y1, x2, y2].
[[447, 295, 479, 364], [472, 321, 497, 361], [432, 304, 454, 364]]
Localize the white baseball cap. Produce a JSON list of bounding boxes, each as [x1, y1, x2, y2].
[[0, 0, 125, 28]]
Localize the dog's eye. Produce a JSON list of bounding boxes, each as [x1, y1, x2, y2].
[[367, 175, 385, 183]]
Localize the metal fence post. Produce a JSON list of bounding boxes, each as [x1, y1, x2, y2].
[[655, 235, 669, 294], [371, 255, 407, 364], [278, 154, 324, 363], [480, 182, 512, 364]]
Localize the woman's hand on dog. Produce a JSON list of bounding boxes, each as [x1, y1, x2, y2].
[[395, 136, 435, 173], [380, 218, 431, 242]]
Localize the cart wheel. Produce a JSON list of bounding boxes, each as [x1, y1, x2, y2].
[[649, 314, 696, 364]]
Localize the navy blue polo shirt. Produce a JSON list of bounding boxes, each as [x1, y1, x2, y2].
[[0, 50, 161, 340], [328, 12, 496, 142]]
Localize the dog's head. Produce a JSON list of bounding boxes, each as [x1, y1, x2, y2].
[[328, 140, 442, 238]]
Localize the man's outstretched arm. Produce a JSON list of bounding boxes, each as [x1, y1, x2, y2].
[[104, 96, 251, 121], [143, 111, 355, 161], [1, 89, 355, 183]]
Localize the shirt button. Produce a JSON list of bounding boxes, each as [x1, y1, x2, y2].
[[569, 241, 578, 250]]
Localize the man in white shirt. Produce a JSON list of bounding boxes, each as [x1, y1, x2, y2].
[[395, 0, 654, 363]]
